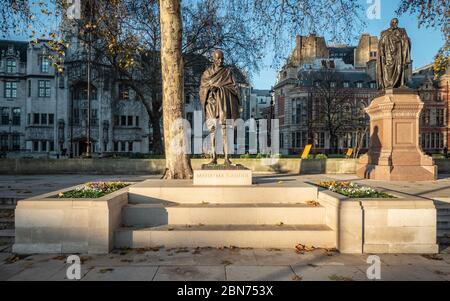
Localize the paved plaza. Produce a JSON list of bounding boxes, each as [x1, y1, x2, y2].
[[0, 173, 449, 281]]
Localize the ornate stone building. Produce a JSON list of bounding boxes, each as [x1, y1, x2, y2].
[[273, 34, 379, 155], [412, 64, 450, 154], [0, 38, 250, 157]]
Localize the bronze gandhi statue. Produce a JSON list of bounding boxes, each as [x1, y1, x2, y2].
[[199, 50, 240, 165], [377, 18, 411, 90]]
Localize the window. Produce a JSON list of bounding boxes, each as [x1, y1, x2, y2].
[[128, 141, 133, 152], [12, 135, 20, 151], [6, 59, 16, 73], [119, 84, 129, 100], [33, 141, 39, 151], [280, 133, 284, 149], [1, 135, 8, 151], [291, 98, 308, 125], [5, 82, 17, 98], [40, 56, 50, 73], [91, 109, 98, 125], [41, 140, 47, 151], [28, 80, 31, 97], [114, 115, 119, 126], [81, 109, 88, 121], [314, 132, 325, 148], [41, 114, 47, 125], [135, 116, 139, 127], [330, 82, 336, 88], [72, 109, 80, 125], [127, 115, 133, 126], [27, 113, 30, 125], [12, 108, 20, 125], [437, 109, 445, 126], [343, 81, 350, 88], [49, 141, 54, 151], [291, 131, 308, 148], [185, 94, 190, 104], [120, 141, 126, 152], [113, 141, 119, 152], [369, 82, 377, 89], [422, 132, 444, 149], [1, 108, 9, 125], [33, 113, 40, 125], [356, 82, 363, 88], [120, 115, 126, 126], [421, 109, 430, 125], [38, 80, 51, 97], [48, 113, 54, 125]]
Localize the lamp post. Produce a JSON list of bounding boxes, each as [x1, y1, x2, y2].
[[85, 0, 94, 158]]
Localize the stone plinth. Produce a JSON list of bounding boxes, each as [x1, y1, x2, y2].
[[356, 88, 437, 181], [193, 164, 252, 186]]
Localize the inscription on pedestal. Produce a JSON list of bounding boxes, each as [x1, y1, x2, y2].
[[193, 168, 252, 186]]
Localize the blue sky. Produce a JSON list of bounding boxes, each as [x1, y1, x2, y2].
[[251, 0, 445, 89]]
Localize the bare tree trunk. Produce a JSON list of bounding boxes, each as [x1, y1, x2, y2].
[[159, 0, 193, 179]]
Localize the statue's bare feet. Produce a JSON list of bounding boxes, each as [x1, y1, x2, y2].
[[224, 158, 232, 166]]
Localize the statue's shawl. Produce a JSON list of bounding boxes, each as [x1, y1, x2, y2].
[[376, 27, 411, 89], [199, 65, 240, 121]]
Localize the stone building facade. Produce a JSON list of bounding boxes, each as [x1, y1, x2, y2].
[[0, 39, 251, 157], [273, 34, 379, 155], [412, 64, 450, 154]]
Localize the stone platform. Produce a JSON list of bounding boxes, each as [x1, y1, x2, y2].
[[12, 175, 440, 255]]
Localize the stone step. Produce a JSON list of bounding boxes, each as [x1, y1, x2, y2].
[[115, 224, 335, 249], [122, 203, 326, 227], [128, 180, 318, 204]]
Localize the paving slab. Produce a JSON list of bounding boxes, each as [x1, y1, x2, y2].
[[193, 248, 258, 266], [0, 263, 27, 281], [379, 254, 450, 267], [292, 265, 369, 281], [226, 265, 295, 281], [153, 266, 225, 281], [6, 260, 66, 281], [375, 265, 446, 281], [82, 266, 158, 281], [253, 249, 328, 266]]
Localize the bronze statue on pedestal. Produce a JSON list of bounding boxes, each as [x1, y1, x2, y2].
[[377, 18, 411, 90], [199, 50, 240, 165]]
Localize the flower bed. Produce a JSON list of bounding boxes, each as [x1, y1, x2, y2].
[[317, 181, 394, 198], [57, 182, 129, 198]]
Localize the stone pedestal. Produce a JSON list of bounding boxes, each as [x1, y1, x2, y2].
[[193, 164, 252, 186], [356, 88, 437, 181]]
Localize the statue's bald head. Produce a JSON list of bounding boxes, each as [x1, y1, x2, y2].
[[390, 18, 398, 29], [213, 50, 224, 67]]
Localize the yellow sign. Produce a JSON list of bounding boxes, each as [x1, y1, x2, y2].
[[346, 148, 353, 157], [301, 144, 312, 159]]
